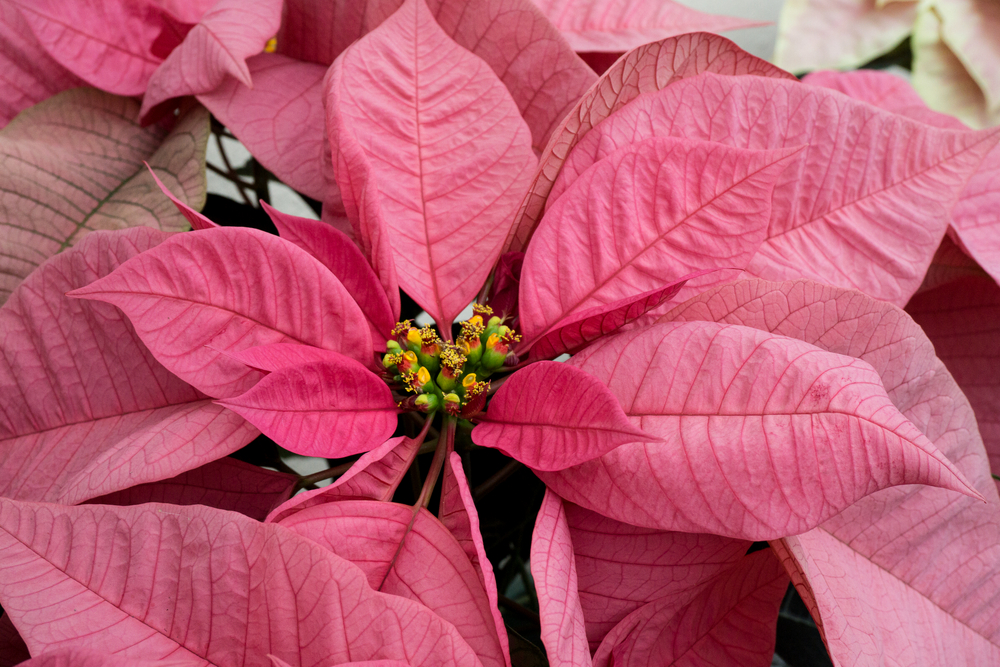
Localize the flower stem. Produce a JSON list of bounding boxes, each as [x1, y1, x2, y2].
[[416, 415, 455, 508], [379, 414, 455, 590], [295, 419, 436, 490]]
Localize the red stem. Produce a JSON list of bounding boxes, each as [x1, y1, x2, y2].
[[416, 415, 455, 508], [378, 414, 455, 591]]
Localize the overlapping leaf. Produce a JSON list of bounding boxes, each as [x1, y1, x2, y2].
[[219, 357, 397, 458], [70, 227, 373, 398], [531, 490, 592, 667], [224, 342, 357, 372], [474, 361, 657, 470], [590, 550, 787, 667], [804, 69, 1000, 288], [198, 54, 333, 202], [275, 499, 506, 667], [773, 0, 917, 72], [0, 3, 82, 127], [803, 68, 964, 130], [522, 278, 690, 360], [664, 278, 1000, 664], [267, 435, 422, 523], [86, 456, 296, 520], [0, 499, 484, 666], [551, 72, 999, 305], [519, 136, 799, 346], [282, 0, 595, 150], [148, 166, 217, 230], [950, 147, 1000, 283], [505, 32, 794, 253], [10, 0, 186, 96], [141, 0, 282, 119], [537, 320, 977, 539], [0, 228, 256, 506], [265, 202, 398, 342], [564, 502, 750, 649], [530, 0, 765, 52], [9, 649, 200, 667], [0, 89, 209, 303], [440, 453, 512, 667], [326, 0, 537, 327]]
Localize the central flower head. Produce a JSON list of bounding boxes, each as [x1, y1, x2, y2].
[[382, 304, 520, 417]]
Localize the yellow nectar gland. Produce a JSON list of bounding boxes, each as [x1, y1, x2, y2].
[[385, 312, 511, 414]]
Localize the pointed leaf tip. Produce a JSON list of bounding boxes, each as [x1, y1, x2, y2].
[[539, 321, 980, 539], [326, 0, 537, 326], [548, 72, 999, 305], [68, 226, 373, 398], [146, 162, 217, 230], [519, 137, 801, 342], [1, 228, 256, 506], [473, 361, 658, 471], [218, 358, 397, 459]]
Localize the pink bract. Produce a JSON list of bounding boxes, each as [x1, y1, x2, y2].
[[0, 499, 484, 666], [140, 0, 282, 119], [326, 0, 537, 327], [0, 228, 256, 506], [4, 1, 1000, 665], [70, 226, 374, 398]]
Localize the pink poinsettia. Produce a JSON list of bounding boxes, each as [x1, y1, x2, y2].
[[800, 68, 1000, 491], [3, 1, 1000, 666], [0, 0, 281, 126]]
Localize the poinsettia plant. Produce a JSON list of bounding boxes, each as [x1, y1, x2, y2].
[[2, 0, 1000, 666]]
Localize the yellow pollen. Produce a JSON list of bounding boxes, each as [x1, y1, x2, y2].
[[391, 320, 412, 337], [440, 346, 466, 372], [472, 304, 493, 318], [417, 367, 431, 385], [419, 325, 440, 344]]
